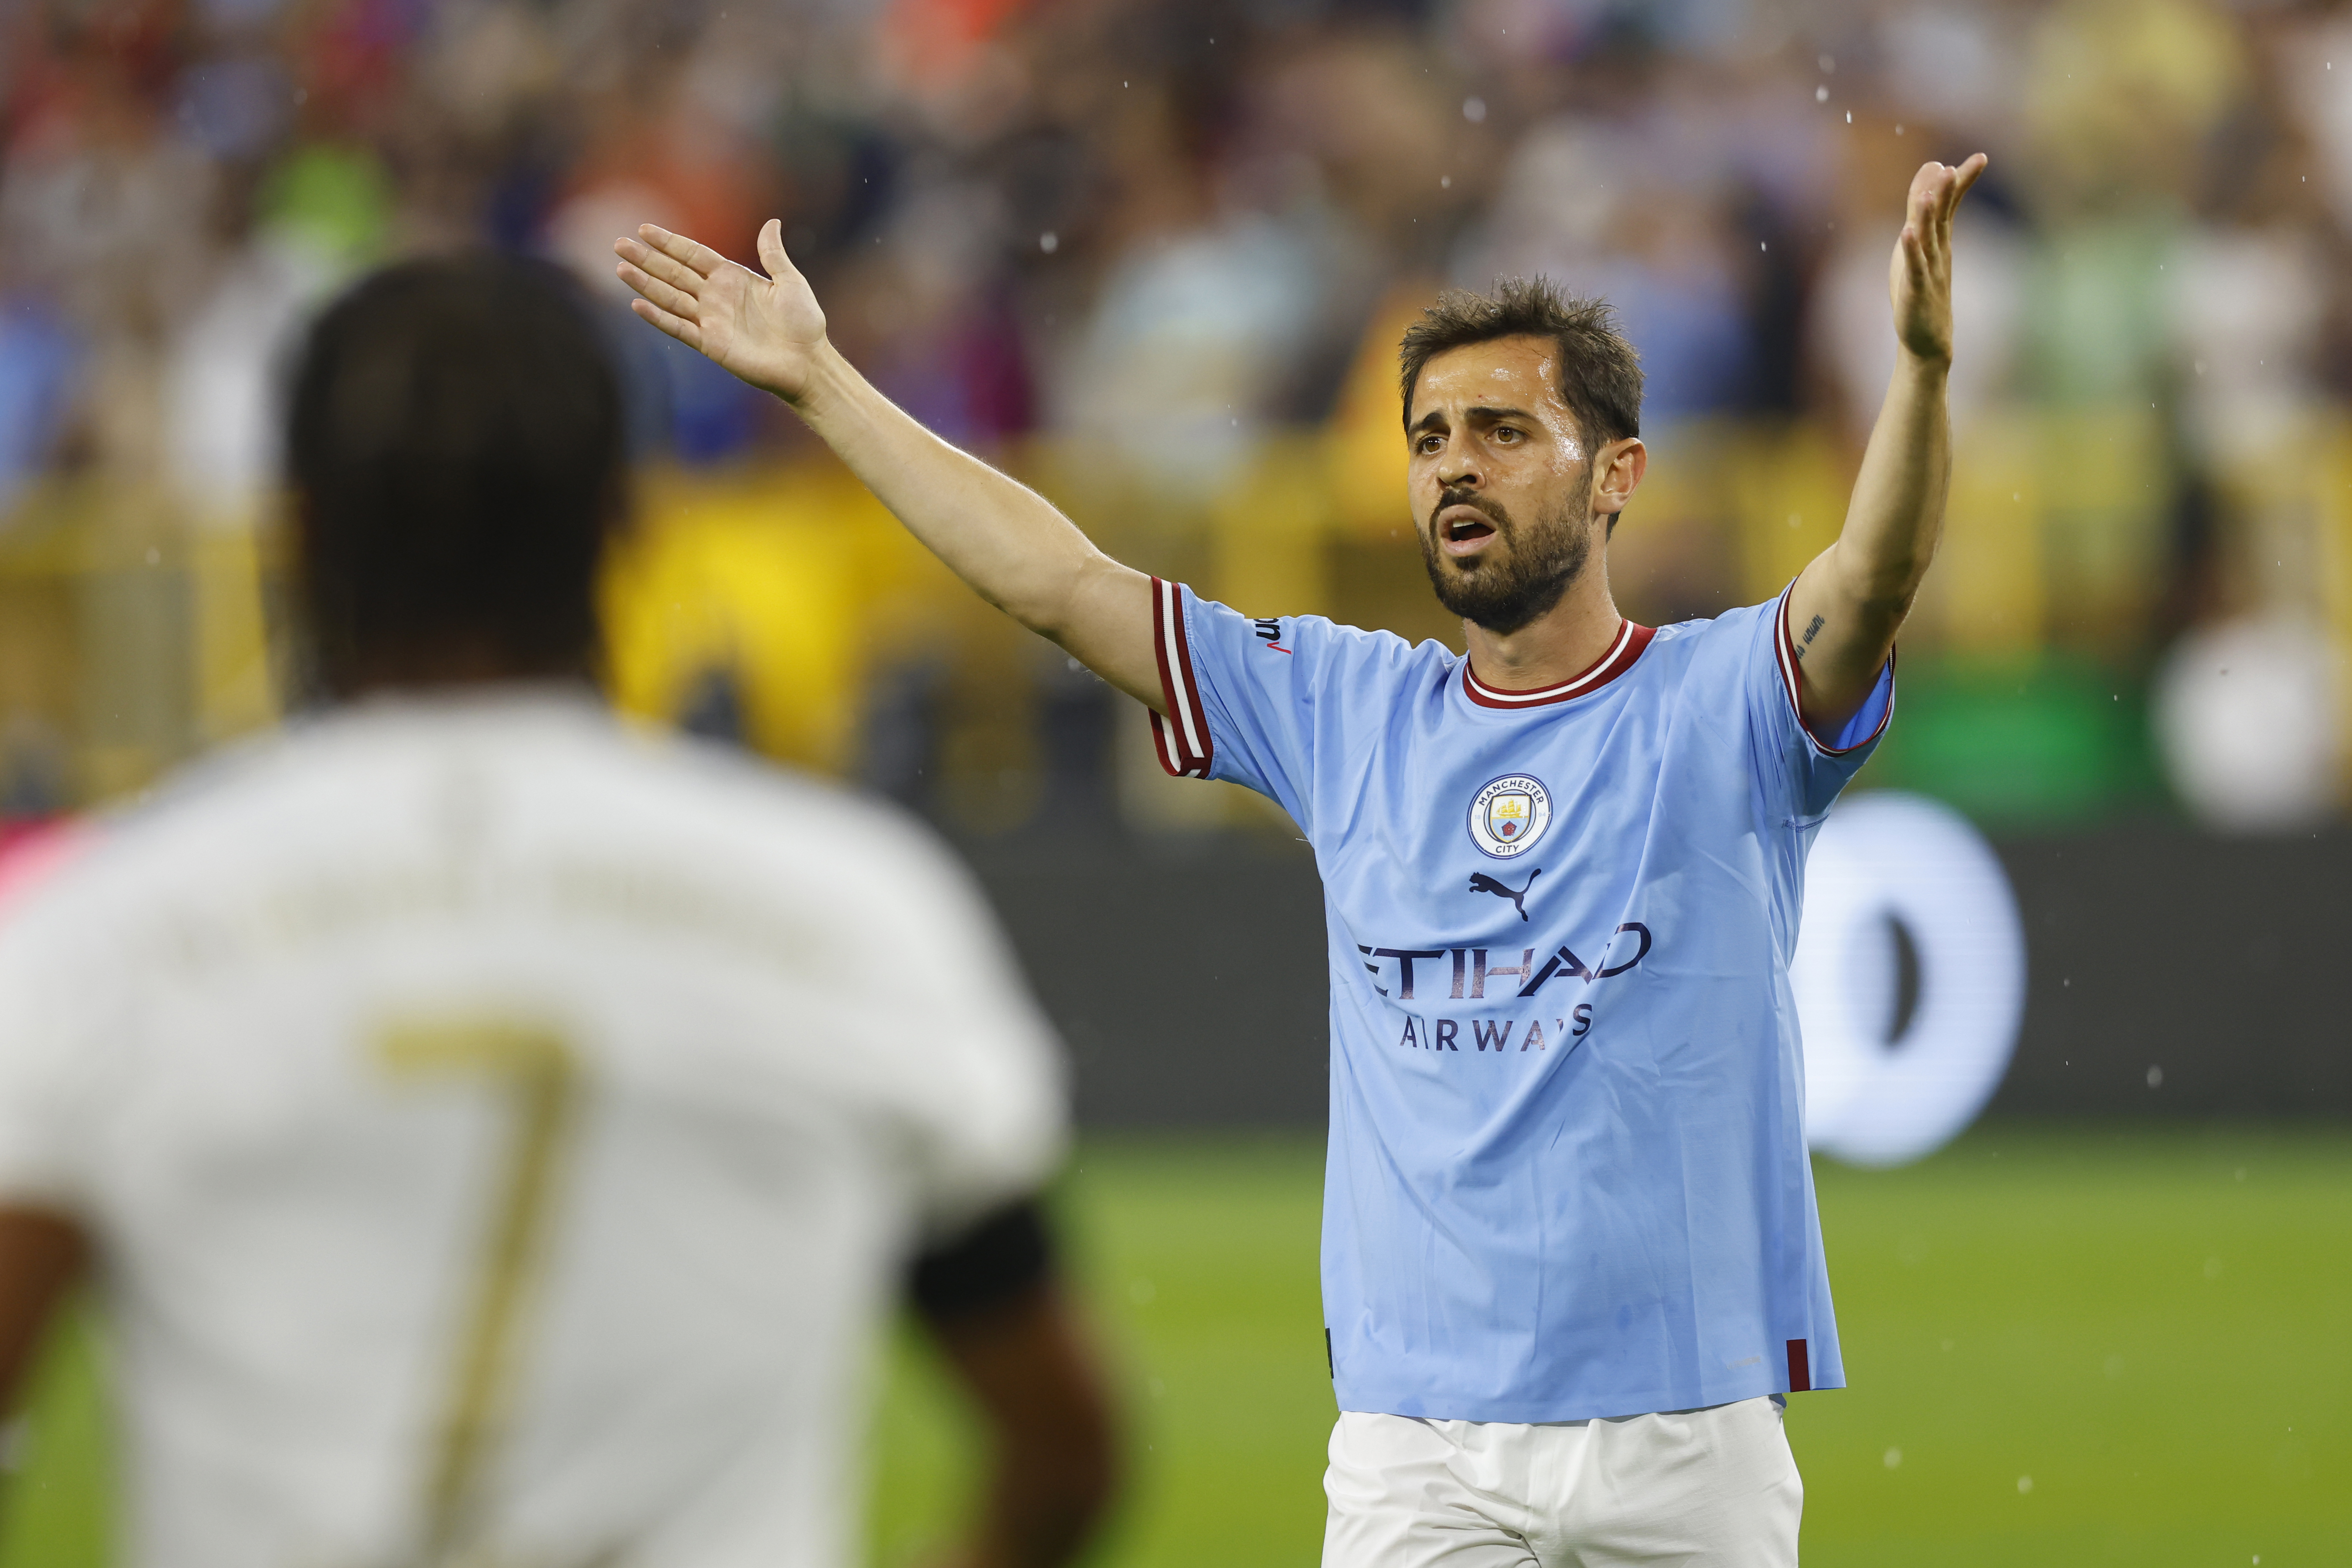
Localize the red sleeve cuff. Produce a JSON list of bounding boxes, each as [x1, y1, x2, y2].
[[1149, 577, 1214, 778], [1775, 591, 1894, 757]]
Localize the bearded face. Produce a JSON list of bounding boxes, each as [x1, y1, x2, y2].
[[1416, 463, 1595, 634]]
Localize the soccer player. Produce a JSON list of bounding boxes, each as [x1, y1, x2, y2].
[[616, 151, 1985, 1563], [0, 256, 1117, 1568]]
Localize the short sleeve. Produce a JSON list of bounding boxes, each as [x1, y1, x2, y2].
[[866, 829, 1070, 1240], [1141, 577, 1337, 831], [1750, 583, 1895, 820]]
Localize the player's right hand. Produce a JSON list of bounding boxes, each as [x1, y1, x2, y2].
[[614, 219, 826, 402]]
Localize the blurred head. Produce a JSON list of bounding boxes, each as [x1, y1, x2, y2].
[[286, 254, 625, 698], [1399, 281, 1645, 634]]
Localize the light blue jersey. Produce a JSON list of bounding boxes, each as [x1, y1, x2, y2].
[[1145, 577, 1892, 1423]]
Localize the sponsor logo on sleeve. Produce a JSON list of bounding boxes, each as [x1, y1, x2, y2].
[[1466, 774, 1552, 859]]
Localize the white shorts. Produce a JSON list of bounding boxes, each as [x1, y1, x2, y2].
[[1322, 1397, 1801, 1568]]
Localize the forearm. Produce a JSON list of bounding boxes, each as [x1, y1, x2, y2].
[[928, 1284, 1119, 1568], [0, 1208, 83, 1410], [792, 345, 1157, 704], [1788, 350, 1950, 722], [1834, 349, 1952, 618]]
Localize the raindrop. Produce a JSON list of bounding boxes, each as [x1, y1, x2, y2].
[[1819, 53, 1836, 73], [1846, 111, 1852, 124], [1441, 175, 1451, 189], [2204, 1256, 2223, 1279], [1816, 85, 1829, 102], [1463, 97, 1487, 124], [1895, 123, 1905, 136], [2017, 1475, 2033, 1495], [2146, 1065, 2163, 1088], [1883, 1446, 1902, 1469], [1039, 232, 1058, 254]]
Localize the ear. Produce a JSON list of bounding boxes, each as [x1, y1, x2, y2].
[[1593, 437, 1647, 523]]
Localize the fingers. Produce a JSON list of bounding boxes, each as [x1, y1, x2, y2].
[[615, 234, 707, 297], [1907, 160, 1943, 216], [634, 223, 722, 280], [1908, 153, 1988, 231], [614, 259, 701, 322], [1898, 226, 1929, 293], [628, 295, 704, 353], [1946, 152, 1989, 217]]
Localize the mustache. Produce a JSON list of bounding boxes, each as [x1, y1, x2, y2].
[[1430, 488, 1510, 534]]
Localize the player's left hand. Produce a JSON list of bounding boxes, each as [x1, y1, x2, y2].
[[1888, 153, 1987, 366]]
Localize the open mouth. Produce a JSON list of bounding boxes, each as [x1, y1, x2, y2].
[[1437, 505, 1500, 557]]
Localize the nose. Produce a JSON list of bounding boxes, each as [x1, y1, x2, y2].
[[1436, 437, 1480, 490]]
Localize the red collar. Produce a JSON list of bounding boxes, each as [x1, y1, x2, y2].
[[1461, 620, 1655, 709]]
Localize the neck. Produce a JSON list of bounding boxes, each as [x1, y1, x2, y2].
[[1461, 559, 1625, 692], [329, 639, 591, 701]]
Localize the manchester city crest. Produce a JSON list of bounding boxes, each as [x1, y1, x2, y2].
[[1466, 774, 1553, 859]]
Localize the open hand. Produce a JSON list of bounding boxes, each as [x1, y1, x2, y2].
[[1889, 153, 1987, 366], [614, 219, 827, 402]]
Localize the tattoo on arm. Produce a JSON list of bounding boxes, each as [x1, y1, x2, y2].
[[1794, 614, 1825, 662]]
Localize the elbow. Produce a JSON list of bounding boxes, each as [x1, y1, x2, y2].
[[1835, 548, 1928, 624]]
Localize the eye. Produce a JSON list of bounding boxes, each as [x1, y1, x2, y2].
[[1492, 426, 1522, 444], [1416, 434, 1444, 454]]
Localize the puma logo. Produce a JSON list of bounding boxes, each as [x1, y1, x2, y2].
[[1468, 868, 1540, 921]]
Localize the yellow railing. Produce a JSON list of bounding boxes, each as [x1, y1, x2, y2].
[[5, 406, 2349, 821]]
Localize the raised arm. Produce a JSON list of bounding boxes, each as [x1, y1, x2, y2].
[[614, 222, 1162, 709], [1785, 153, 1987, 732]]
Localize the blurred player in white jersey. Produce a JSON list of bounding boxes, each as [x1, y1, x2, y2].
[[0, 256, 1116, 1568]]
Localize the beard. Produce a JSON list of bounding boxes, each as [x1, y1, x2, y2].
[[1417, 480, 1594, 635]]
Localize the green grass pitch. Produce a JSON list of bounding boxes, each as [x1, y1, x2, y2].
[[2, 1126, 2346, 1564]]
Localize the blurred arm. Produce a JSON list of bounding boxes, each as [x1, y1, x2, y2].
[[0, 1207, 84, 1410], [614, 223, 1160, 710], [1786, 154, 1987, 733], [925, 1284, 1119, 1568], [909, 1202, 1119, 1568]]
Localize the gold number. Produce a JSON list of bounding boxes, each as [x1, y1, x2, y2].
[[378, 1019, 582, 1567]]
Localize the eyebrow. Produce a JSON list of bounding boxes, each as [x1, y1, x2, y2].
[[1409, 404, 1535, 435]]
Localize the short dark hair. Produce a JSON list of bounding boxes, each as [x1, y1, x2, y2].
[[1398, 278, 1644, 449], [286, 253, 625, 694]]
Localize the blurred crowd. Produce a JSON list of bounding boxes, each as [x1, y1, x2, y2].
[[5, 0, 2352, 831]]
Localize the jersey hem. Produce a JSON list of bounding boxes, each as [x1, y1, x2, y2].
[[1460, 620, 1656, 708], [1773, 588, 1894, 756], [1148, 578, 1213, 777], [1331, 1371, 1845, 1425]]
